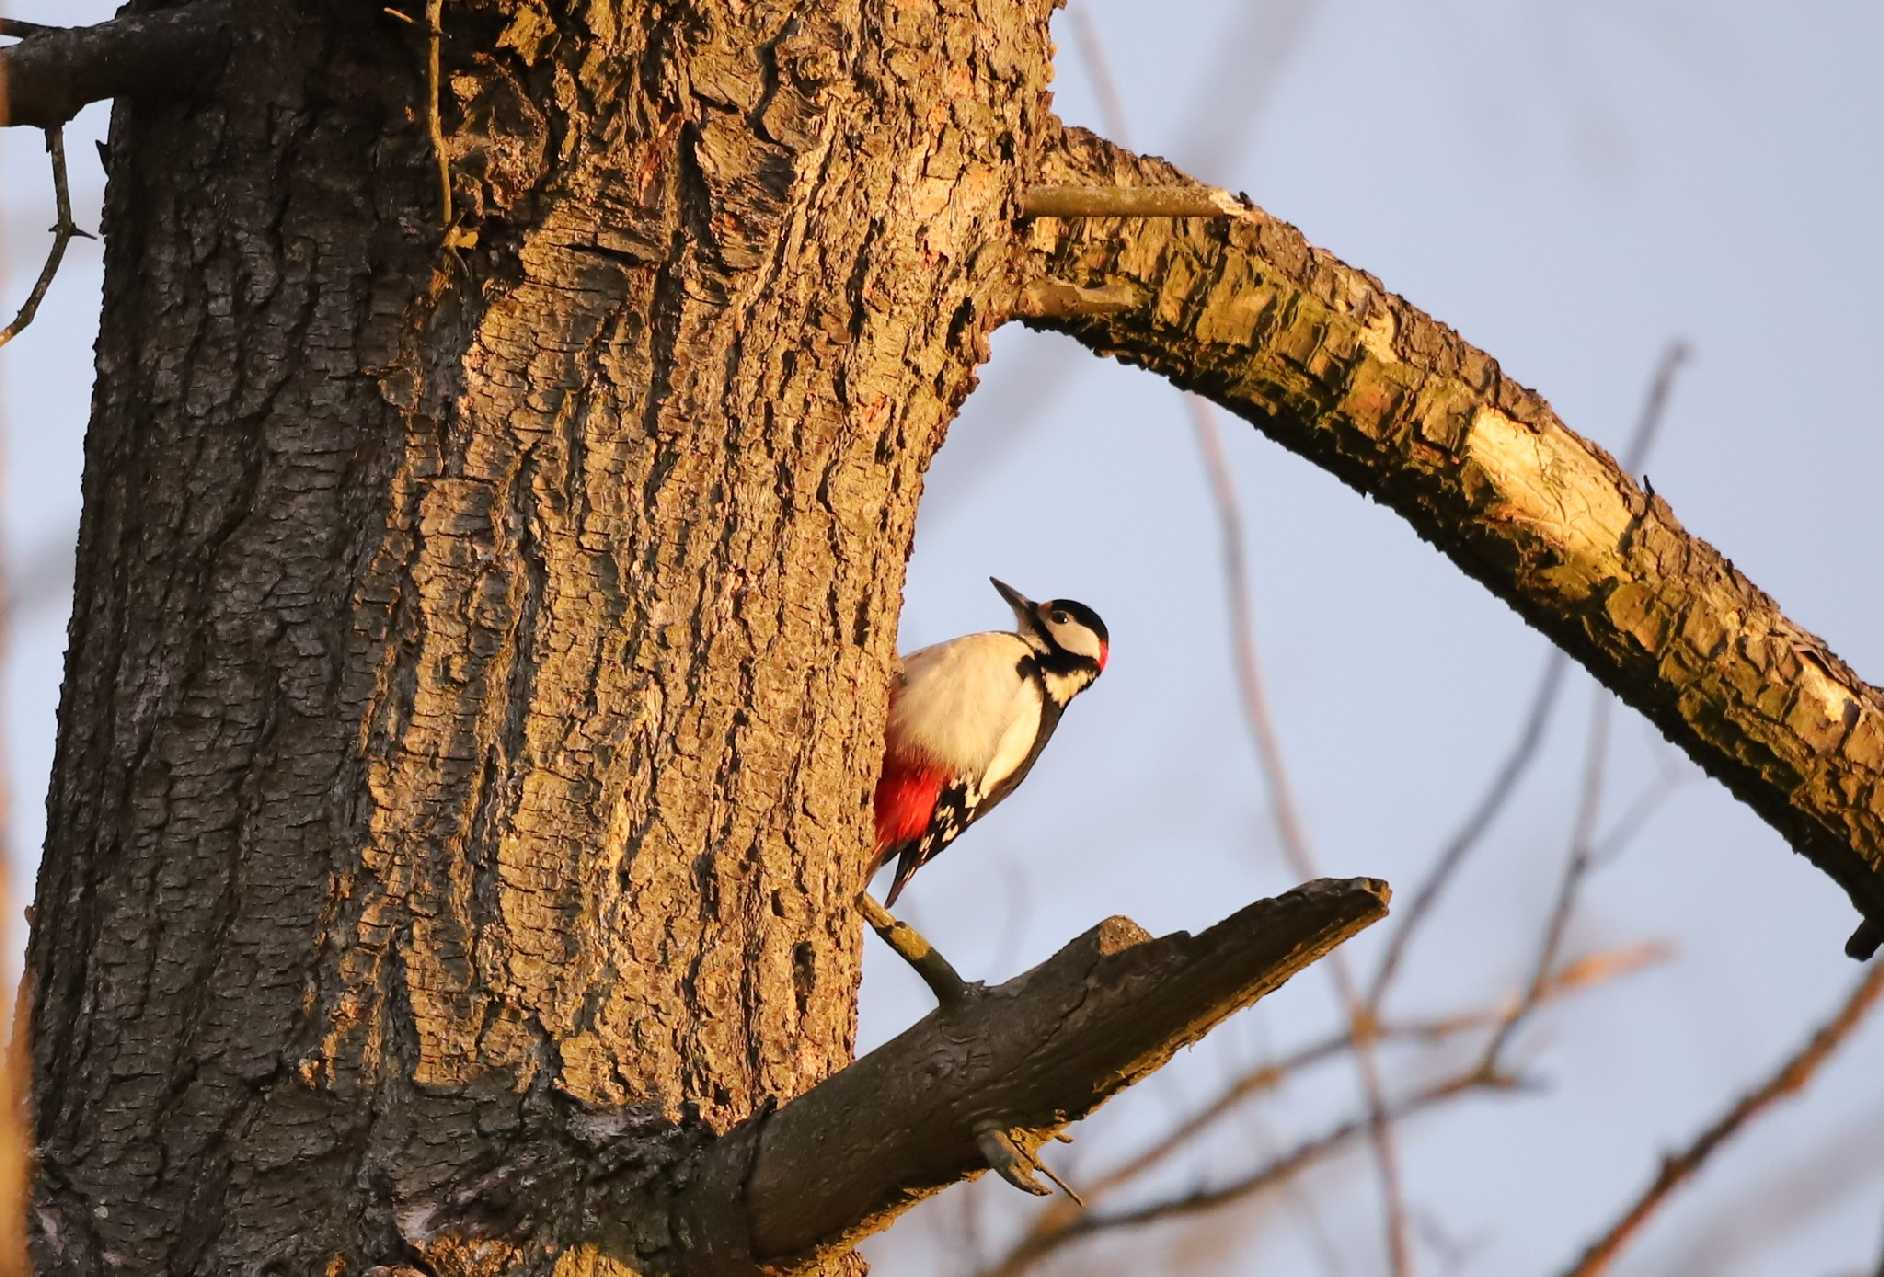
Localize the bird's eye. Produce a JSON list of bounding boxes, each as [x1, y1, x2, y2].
[[1051, 610, 1070, 625]]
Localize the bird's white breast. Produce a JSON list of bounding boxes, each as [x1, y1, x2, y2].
[[887, 631, 1041, 787]]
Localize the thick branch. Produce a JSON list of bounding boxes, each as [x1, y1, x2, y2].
[[0, 0, 239, 129], [1023, 124, 1884, 959], [679, 877, 1389, 1273]]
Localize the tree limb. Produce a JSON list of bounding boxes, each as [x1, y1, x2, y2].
[[678, 877, 1390, 1273], [1366, 340, 1689, 1005], [1022, 124, 1884, 959], [0, 0, 240, 129]]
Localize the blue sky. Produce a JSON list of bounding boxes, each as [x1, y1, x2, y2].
[[6, 3, 1883, 1274]]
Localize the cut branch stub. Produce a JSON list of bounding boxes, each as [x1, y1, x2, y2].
[[0, 0, 239, 129], [1022, 124, 1884, 959], [680, 877, 1389, 1273]]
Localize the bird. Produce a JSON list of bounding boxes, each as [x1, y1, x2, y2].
[[870, 577, 1109, 906]]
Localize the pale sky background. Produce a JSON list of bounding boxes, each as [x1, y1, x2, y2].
[[5, 3, 1883, 1275]]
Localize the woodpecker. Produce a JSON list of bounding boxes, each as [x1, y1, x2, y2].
[[871, 577, 1109, 905]]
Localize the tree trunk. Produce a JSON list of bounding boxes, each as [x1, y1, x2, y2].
[[28, 2, 1059, 1271]]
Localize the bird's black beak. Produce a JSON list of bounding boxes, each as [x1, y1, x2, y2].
[[989, 577, 1037, 628]]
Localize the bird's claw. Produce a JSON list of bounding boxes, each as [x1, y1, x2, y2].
[[974, 1121, 1083, 1206]]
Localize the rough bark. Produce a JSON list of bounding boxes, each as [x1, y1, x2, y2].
[[1021, 126, 1884, 958], [0, 0, 240, 128], [698, 878, 1387, 1271], [28, 2, 1061, 1273]]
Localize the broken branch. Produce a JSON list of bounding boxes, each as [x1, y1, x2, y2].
[[1022, 124, 1884, 958], [0, 0, 239, 129], [0, 17, 62, 39], [680, 878, 1389, 1272]]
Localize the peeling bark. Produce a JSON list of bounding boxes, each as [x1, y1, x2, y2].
[[1021, 125, 1884, 957]]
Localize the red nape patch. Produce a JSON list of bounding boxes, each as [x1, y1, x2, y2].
[[873, 754, 943, 851], [1098, 640, 1109, 672]]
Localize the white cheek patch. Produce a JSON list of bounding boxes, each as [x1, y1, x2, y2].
[[1047, 618, 1102, 663]]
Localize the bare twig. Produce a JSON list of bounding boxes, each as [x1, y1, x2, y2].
[[1365, 338, 1691, 1006], [1620, 342, 1691, 474], [0, 127, 88, 350], [991, 938, 1667, 1271], [1067, 12, 1414, 1267], [1365, 652, 1572, 1002], [1189, 395, 1416, 1276], [1558, 960, 1884, 1277], [983, 1068, 1531, 1277], [424, 0, 451, 231], [1482, 687, 1612, 1067], [1588, 755, 1692, 868], [855, 891, 969, 1006]]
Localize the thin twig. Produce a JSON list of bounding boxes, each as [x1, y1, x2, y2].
[[1188, 392, 1416, 1276], [1044, 940, 1666, 1225], [1588, 761, 1691, 868], [1068, 0, 1420, 1257], [424, 0, 451, 230], [1365, 652, 1571, 1003], [1620, 341, 1691, 473], [1558, 960, 1884, 1277], [855, 891, 970, 1006], [0, 127, 87, 350], [1482, 687, 1612, 1067]]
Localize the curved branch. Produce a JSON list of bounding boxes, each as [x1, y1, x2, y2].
[[0, 0, 239, 129], [677, 877, 1390, 1274], [1021, 124, 1884, 959]]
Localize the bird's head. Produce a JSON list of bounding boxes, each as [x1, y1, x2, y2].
[[991, 577, 1109, 698]]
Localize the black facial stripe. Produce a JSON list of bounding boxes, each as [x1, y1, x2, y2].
[[1044, 598, 1107, 646]]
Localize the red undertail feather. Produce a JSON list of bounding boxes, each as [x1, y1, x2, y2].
[[873, 753, 943, 858]]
